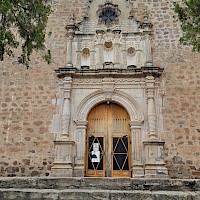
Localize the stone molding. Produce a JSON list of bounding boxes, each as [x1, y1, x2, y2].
[[74, 89, 144, 122]]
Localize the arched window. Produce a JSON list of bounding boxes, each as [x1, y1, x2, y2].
[[104, 41, 114, 63], [127, 47, 136, 66], [81, 48, 90, 67]]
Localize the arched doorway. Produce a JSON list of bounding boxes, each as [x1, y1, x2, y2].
[[85, 102, 131, 177]]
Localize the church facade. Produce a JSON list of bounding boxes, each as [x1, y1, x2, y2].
[[0, 0, 199, 179], [51, 0, 168, 178]]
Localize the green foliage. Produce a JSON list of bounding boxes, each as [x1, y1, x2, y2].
[[174, 0, 200, 52], [0, 0, 51, 68]]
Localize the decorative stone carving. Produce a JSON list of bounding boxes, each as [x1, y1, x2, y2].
[[52, 0, 168, 178], [66, 0, 155, 70], [146, 76, 157, 140], [74, 90, 144, 123]]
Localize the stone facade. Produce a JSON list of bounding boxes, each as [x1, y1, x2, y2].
[[0, 0, 199, 179]]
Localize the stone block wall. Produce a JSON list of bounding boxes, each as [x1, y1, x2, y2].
[[0, 0, 199, 178]]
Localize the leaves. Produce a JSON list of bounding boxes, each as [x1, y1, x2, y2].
[[174, 0, 200, 52], [0, 0, 51, 68]]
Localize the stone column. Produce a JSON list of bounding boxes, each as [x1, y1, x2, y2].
[[113, 30, 121, 68], [51, 77, 75, 177], [121, 37, 127, 68], [61, 78, 72, 139], [90, 50, 96, 69], [74, 121, 87, 177], [96, 30, 104, 69], [143, 76, 169, 178], [76, 50, 81, 67], [145, 34, 152, 62], [146, 76, 157, 140], [143, 34, 153, 65], [130, 120, 144, 177], [66, 16, 76, 67]]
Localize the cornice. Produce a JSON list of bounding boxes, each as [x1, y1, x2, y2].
[[55, 66, 164, 79]]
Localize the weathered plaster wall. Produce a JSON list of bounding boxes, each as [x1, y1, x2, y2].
[[0, 0, 199, 178]]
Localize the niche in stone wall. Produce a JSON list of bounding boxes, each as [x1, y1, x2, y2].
[[127, 47, 136, 66], [103, 41, 114, 63], [81, 48, 90, 67]]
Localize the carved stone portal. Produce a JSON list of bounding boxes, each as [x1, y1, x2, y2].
[[51, 0, 168, 178]]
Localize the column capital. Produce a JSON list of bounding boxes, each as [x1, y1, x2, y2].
[[146, 76, 155, 98], [75, 120, 88, 129], [146, 89, 154, 99], [130, 120, 143, 129], [146, 76, 155, 87], [66, 15, 76, 36], [63, 91, 70, 99]]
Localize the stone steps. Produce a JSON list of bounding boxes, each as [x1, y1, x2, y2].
[[0, 188, 199, 200], [0, 178, 199, 200]]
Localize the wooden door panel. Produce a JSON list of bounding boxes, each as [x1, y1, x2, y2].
[[86, 103, 131, 177], [111, 137, 131, 177], [86, 136, 105, 177]]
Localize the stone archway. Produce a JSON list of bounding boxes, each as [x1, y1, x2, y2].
[[74, 90, 144, 122], [74, 90, 144, 177]]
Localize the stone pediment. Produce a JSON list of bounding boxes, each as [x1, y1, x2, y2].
[[64, 0, 155, 70], [76, 0, 151, 35]]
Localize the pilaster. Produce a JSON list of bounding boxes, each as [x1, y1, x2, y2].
[[113, 30, 121, 68], [96, 30, 104, 68], [74, 121, 88, 177], [130, 120, 144, 177]]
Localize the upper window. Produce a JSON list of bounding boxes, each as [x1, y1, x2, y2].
[[97, 3, 121, 25], [100, 8, 118, 24]]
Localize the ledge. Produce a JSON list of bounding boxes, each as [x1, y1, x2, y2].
[[55, 66, 164, 79], [143, 141, 165, 145]]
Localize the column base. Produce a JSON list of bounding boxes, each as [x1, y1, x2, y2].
[[143, 140, 169, 178], [66, 63, 73, 67], [144, 164, 169, 178], [132, 164, 145, 178], [51, 161, 73, 177], [74, 163, 85, 177]]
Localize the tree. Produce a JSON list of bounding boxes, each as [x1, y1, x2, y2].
[[174, 0, 200, 52], [0, 0, 51, 68]]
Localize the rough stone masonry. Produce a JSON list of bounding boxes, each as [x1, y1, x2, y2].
[[0, 0, 199, 178]]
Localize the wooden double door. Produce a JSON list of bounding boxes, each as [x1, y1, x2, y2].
[[85, 102, 131, 177]]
